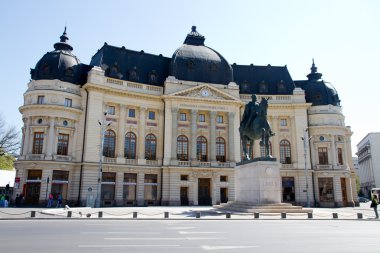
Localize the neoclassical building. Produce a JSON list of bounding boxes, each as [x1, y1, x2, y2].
[[15, 26, 357, 207]]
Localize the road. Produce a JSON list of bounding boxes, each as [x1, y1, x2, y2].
[[1, 219, 379, 253]]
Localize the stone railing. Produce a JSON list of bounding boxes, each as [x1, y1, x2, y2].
[[27, 154, 45, 160], [53, 155, 73, 162], [178, 161, 191, 167], [125, 159, 137, 165], [315, 164, 333, 170], [103, 157, 117, 164], [106, 78, 163, 95], [199, 162, 211, 167]]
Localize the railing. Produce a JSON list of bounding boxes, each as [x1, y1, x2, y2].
[[53, 155, 73, 162], [103, 157, 117, 164], [281, 164, 294, 169], [106, 78, 163, 94], [146, 160, 161, 166], [27, 154, 45, 160], [178, 161, 191, 166], [218, 162, 231, 168], [315, 164, 333, 170], [125, 159, 137, 165], [199, 162, 211, 167]]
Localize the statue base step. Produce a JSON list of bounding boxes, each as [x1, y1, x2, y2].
[[215, 201, 312, 213]]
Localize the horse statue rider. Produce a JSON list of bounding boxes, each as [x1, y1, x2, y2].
[[239, 94, 275, 160]]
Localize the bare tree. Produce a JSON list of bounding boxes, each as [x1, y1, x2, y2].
[[0, 116, 20, 156]]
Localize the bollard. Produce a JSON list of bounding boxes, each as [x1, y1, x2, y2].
[[226, 213, 231, 219], [164, 212, 169, 219], [281, 212, 286, 219], [308, 212, 313, 219], [86, 213, 91, 218], [133, 211, 138, 218], [196, 212, 201, 218], [333, 213, 338, 219], [30, 211, 36, 218], [67, 211, 72, 218], [254, 212, 260, 219], [357, 213, 363, 219], [98, 211, 103, 218]]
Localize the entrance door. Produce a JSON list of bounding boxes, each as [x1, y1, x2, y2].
[[220, 188, 228, 203], [198, 178, 211, 205], [25, 183, 41, 205], [180, 187, 189, 206], [340, 178, 348, 206]]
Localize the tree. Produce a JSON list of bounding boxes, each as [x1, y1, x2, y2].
[[0, 116, 20, 157], [0, 154, 15, 170]]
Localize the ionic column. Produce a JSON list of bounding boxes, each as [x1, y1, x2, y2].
[[117, 105, 126, 159], [331, 135, 337, 166], [22, 117, 31, 157], [157, 109, 164, 163], [71, 122, 78, 159], [46, 117, 55, 158], [210, 111, 217, 162], [228, 112, 235, 162], [171, 107, 178, 160], [191, 109, 198, 161], [138, 107, 146, 162]]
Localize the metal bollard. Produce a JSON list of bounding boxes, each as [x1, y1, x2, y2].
[[281, 212, 286, 219], [98, 211, 103, 218], [357, 213, 363, 219], [226, 213, 231, 219], [133, 211, 138, 218], [30, 211, 36, 218], [164, 212, 169, 219], [254, 212, 260, 219], [333, 213, 338, 219], [67, 211, 72, 218], [196, 212, 201, 218], [308, 212, 313, 219]]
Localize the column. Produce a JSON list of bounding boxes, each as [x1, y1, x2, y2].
[[71, 122, 78, 160], [22, 117, 30, 157], [191, 109, 198, 163], [210, 111, 217, 164], [228, 112, 235, 163], [115, 171, 124, 206], [157, 109, 164, 164], [137, 172, 145, 206], [171, 107, 178, 163], [117, 105, 126, 161], [46, 117, 55, 159], [331, 134, 337, 167], [138, 107, 146, 164]]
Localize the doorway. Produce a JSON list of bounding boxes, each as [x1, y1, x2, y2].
[[25, 183, 41, 205], [198, 178, 211, 205], [340, 178, 348, 206], [180, 187, 189, 206], [220, 188, 228, 203]]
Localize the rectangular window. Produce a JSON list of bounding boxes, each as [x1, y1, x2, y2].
[[318, 177, 334, 202], [180, 175, 188, 181], [52, 170, 69, 181], [128, 108, 135, 118], [107, 105, 115, 115], [180, 113, 187, 121], [217, 115, 223, 123], [27, 170, 42, 180], [148, 111, 155, 120], [64, 98, 72, 107], [318, 147, 329, 165], [199, 114, 205, 122], [32, 132, 44, 154], [102, 172, 116, 183], [57, 134, 69, 156], [144, 174, 158, 202], [37, 96, 45, 104], [220, 176, 228, 182], [280, 119, 287, 127], [123, 173, 137, 202], [337, 148, 343, 165]]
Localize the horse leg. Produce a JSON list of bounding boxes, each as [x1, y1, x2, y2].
[[249, 140, 253, 160], [242, 137, 248, 160]]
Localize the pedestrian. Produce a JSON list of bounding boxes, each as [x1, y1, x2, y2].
[[47, 193, 53, 208], [371, 194, 379, 218], [0, 194, 4, 208], [4, 195, 9, 208], [56, 193, 62, 208], [15, 194, 19, 207]]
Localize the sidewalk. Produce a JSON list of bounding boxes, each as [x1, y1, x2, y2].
[[0, 202, 377, 220]]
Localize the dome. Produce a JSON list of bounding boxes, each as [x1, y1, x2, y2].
[[170, 26, 233, 85], [30, 27, 81, 84], [304, 60, 340, 106]]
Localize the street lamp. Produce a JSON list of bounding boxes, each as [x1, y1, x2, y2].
[[96, 111, 112, 208], [301, 128, 312, 208]]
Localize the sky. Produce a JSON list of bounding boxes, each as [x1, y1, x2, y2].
[[0, 0, 379, 156]]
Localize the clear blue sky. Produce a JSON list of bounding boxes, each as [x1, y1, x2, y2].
[[1, 0, 379, 156]]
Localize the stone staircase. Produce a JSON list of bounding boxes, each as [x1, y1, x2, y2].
[[215, 201, 313, 213]]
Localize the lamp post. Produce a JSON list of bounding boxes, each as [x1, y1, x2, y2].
[[301, 128, 312, 208], [96, 111, 112, 208]]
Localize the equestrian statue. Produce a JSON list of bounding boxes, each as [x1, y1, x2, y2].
[[239, 94, 275, 160]]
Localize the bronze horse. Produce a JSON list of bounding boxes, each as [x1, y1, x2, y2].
[[239, 97, 274, 160]]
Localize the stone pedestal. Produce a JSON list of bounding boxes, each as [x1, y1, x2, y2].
[[235, 160, 281, 205]]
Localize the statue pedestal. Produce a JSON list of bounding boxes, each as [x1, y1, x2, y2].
[[235, 160, 281, 205]]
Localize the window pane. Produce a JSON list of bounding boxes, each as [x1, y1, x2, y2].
[[107, 106, 115, 115], [64, 98, 72, 107], [128, 109, 135, 118], [52, 170, 69, 181], [148, 111, 155, 120], [318, 177, 334, 202], [280, 140, 291, 164], [177, 135, 188, 161], [145, 134, 157, 160], [103, 130, 116, 157], [199, 114, 205, 122], [124, 132, 136, 159], [124, 173, 137, 183], [196, 136, 207, 161], [57, 134, 69, 155], [37, 96, 45, 104], [33, 132, 44, 154], [216, 137, 226, 162], [102, 172, 116, 182]]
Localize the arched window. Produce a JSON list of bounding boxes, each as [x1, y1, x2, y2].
[[196, 136, 208, 162], [177, 135, 188, 161], [280, 140, 291, 164], [145, 134, 157, 160], [124, 132, 136, 159], [103, 130, 116, 158], [216, 137, 226, 162], [260, 141, 272, 157]]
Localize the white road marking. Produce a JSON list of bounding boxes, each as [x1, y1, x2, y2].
[[179, 231, 225, 234], [78, 244, 180, 248], [104, 237, 222, 240], [202, 245, 259, 250], [81, 231, 160, 234], [167, 226, 197, 230]]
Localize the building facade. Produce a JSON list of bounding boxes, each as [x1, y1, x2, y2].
[[15, 26, 357, 207], [356, 133, 380, 197]]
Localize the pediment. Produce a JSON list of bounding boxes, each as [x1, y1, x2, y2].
[[169, 84, 239, 101]]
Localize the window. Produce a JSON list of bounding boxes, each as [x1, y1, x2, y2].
[[32, 132, 44, 154], [181, 175, 188, 181], [177, 135, 189, 161], [318, 147, 328, 165], [103, 130, 116, 158], [144, 174, 158, 202], [318, 177, 334, 202], [180, 113, 187, 121], [52, 170, 69, 181], [280, 119, 287, 127], [64, 98, 72, 107], [220, 176, 228, 182], [107, 106, 115, 115], [217, 115, 223, 123], [27, 170, 42, 180], [260, 141, 272, 157], [196, 136, 208, 161], [57, 134, 69, 156], [128, 108, 135, 118], [101, 172, 116, 203], [280, 140, 291, 164], [123, 173, 137, 203], [37, 96, 45, 104], [282, 177, 295, 202], [199, 114, 205, 122], [259, 82, 268, 93], [216, 137, 226, 162], [148, 111, 155, 120], [145, 134, 157, 160], [337, 148, 343, 165], [124, 132, 136, 159]]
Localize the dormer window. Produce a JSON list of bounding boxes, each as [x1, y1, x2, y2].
[[109, 64, 121, 79], [149, 71, 158, 84], [277, 81, 286, 93], [129, 67, 139, 82], [259, 82, 268, 93], [187, 60, 195, 69]]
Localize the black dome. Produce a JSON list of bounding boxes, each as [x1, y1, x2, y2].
[[31, 27, 81, 84], [170, 26, 233, 85]]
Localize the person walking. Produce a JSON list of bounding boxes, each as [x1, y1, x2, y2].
[[371, 194, 379, 218], [47, 193, 53, 208], [56, 193, 62, 208]]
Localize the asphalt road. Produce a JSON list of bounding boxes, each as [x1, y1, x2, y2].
[[1, 219, 379, 253]]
